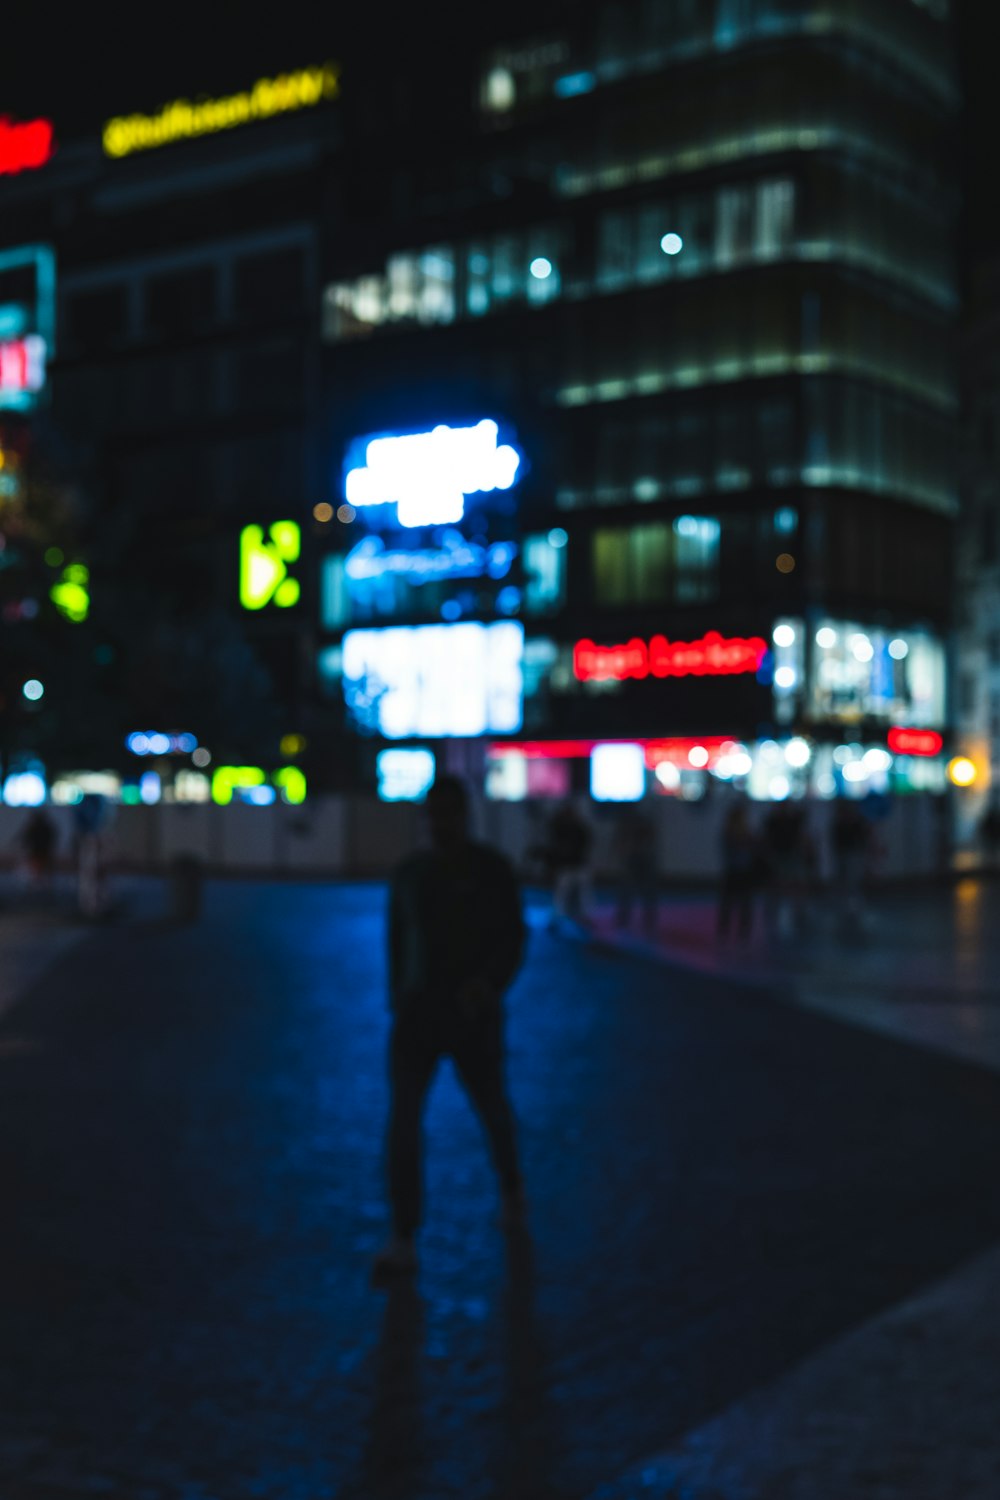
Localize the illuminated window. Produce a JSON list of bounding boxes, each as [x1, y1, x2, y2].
[[593, 518, 719, 606], [523, 533, 567, 615]]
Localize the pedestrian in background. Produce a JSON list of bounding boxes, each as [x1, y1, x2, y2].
[[545, 801, 592, 928], [762, 801, 809, 938], [831, 798, 873, 932], [18, 808, 58, 892], [717, 801, 758, 941], [375, 776, 526, 1281], [613, 804, 658, 932]]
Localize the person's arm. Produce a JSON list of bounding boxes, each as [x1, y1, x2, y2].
[[480, 857, 526, 995]]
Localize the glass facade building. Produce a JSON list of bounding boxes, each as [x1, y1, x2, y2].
[[320, 0, 959, 797]]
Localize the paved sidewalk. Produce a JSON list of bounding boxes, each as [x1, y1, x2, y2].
[[589, 1242, 1000, 1500], [592, 876, 1000, 1073], [584, 880, 1000, 1500]]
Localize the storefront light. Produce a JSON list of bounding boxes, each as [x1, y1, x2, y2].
[[688, 745, 710, 768], [889, 638, 909, 660], [850, 634, 874, 662], [660, 233, 683, 256], [816, 627, 837, 649], [774, 666, 797, 689], [785, 737, 811, 768], [863, 748, 893, 773], [843, 763, 869, 783], [529, 257, 553, 280], [769, 775, 791, 800], [772, 623, 796, 648]]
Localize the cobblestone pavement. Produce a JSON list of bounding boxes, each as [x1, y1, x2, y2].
[[2, 881, 1000, 1499]]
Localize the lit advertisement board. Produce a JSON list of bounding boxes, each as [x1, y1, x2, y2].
[[344, 419, 522, 529], [0, 244, 56, 412], [342, 622, 524, 739]]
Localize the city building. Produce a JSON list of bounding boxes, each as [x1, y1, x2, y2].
[[319, 0, 961, 804], [955, 259, 1000, 840], [0, 61, 343, 800]]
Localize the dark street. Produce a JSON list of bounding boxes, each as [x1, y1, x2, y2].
[[2, 883, 1000, 1499]]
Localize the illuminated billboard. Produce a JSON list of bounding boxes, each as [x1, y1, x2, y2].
[[344, 419, 522, 529], [103, 64, 340, 158], [0, 245, 56, 412], [239, 522, 301, 611], [342, 622, 524, 738]]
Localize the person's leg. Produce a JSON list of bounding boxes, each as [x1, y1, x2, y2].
[[387, 1021, 439, 1241], [452, 1020, 522, 1206]]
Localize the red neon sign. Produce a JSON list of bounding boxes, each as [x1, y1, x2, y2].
[[574, 631, 769, 684], [0, 116, 55, 176], [888, 727, 943, 758]]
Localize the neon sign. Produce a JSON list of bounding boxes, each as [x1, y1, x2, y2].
[[0, 117, 54, 176], [887, 727, 943, 758], [574, 631, 769, 683], [343, 621, 524, 738], [240, 522, 301, 611], [345, 530, 517, 585], [0, 336, 45, 397], [211, 766, 307, 805], [0, 245, 56, 413], [345, 420, 522, 529], [103, 64, 340, 158]]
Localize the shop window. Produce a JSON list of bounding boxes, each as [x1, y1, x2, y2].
[[716, 186, 754, 267]]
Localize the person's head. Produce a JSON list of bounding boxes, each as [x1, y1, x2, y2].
[[425, 775, 470, 852]]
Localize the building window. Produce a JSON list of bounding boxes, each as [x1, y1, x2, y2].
[[593, 516, 719, 606], [523, 533, 567, 615], [145, 266, 217, 338]]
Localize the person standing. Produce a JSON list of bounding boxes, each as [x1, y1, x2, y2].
[[375, 776, 526, 1280], [613, 804, 658, 933], [545, 801, 592, 927], [717, 802, 758, 941]]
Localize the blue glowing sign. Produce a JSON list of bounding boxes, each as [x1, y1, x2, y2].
[[345, 419, 522, 529], [345, 530, 517, 586], [343, 621, 524, 739]]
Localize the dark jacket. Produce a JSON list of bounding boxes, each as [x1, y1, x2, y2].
[[389, 841, 526, 1016]]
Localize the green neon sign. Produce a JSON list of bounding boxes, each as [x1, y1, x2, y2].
[[273, 766, 307, 805], [211, 765, 308, 806], [211, 766, 267, 805], [50, 562, 90, 623], [239, 521, 301, 611]]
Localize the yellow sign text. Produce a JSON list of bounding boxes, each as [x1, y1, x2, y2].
[[103, 64, 340, 159]]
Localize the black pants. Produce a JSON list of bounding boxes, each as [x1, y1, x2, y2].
[[387, 1007, 521, 1238]]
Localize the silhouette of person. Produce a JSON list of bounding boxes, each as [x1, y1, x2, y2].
[[613, 804, 657, 932], [18, 808, 58, 889], [717, 801, 758, 941], [374, 775, 526, 1280], [545, 801, 592, 927]]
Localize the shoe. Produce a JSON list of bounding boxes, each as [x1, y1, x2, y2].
[[372, 1236, 418, 1281]]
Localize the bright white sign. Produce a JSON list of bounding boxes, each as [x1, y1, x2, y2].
[[343, 621, 524, 738], [377, 749, 436, 802], [345, 419, 521, 528], [591, 743, 647, 802]]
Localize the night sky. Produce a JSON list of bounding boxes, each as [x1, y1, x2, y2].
[[3, 1, 998, 257]]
